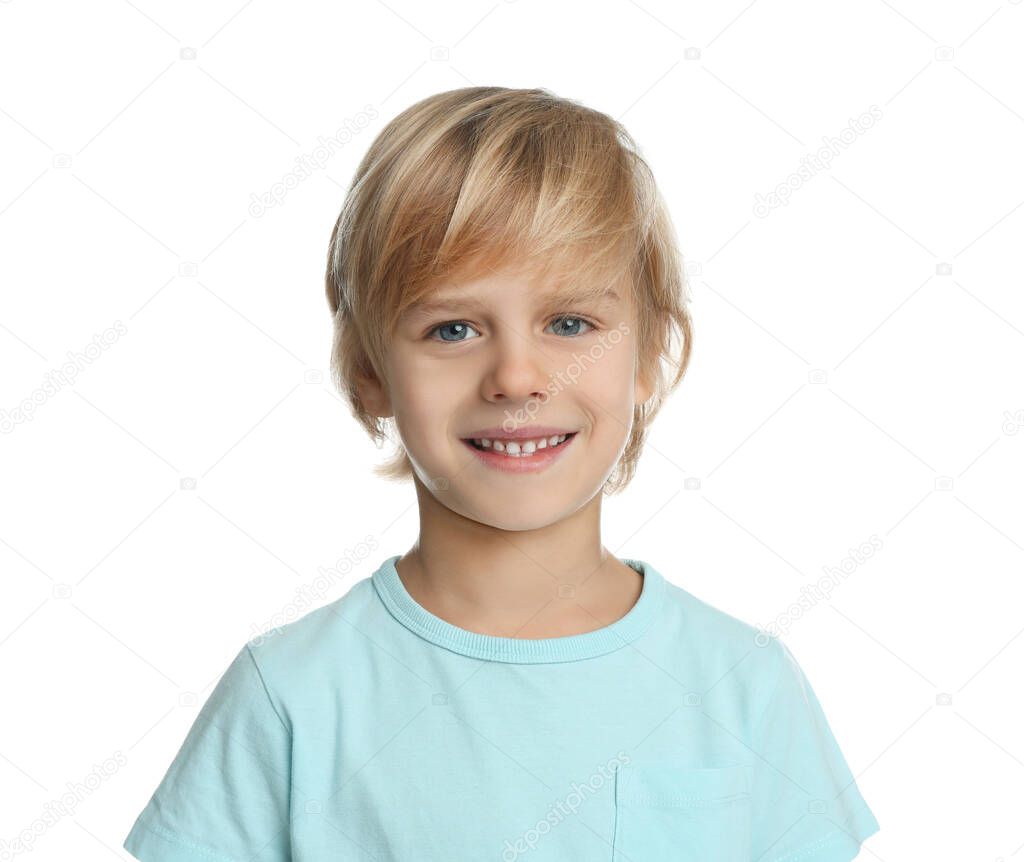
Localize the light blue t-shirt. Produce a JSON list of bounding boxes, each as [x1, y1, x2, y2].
[[123, 555, 880, 861]]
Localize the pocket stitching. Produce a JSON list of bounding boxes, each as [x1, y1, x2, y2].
[[615, 765, 751, 809], [626, 790, 750, 808]]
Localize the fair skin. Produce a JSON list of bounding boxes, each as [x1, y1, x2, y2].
[[356, 258, 654, 639]]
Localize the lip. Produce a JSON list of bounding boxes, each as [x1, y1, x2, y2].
[[461, 425, 576, 440], [460, 431, 578, 474]]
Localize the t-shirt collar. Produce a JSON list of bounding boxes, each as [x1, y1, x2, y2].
[[371, 555, 664, 663]]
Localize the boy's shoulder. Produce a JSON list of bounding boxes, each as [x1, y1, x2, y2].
[[648, 572, 797, 736], [241, 573, 380, 675], [659, 573, 766, 643], [655, 571, 787, 683]]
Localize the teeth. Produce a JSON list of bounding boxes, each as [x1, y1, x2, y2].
[[473, 434, 571, 456]]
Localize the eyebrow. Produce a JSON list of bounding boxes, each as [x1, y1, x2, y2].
[[405, 286, 621, 319]]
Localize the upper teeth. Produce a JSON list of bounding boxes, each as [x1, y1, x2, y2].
[[473, 434, 569, 455]]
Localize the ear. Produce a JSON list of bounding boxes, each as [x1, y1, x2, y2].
[[634, 360, 654, 407], [355, 371, 393, 419]]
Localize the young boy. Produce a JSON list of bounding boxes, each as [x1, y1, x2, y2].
[[123, 86, 880, 861]]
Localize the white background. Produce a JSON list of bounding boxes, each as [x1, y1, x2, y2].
[[2, 1, 1023, 859]]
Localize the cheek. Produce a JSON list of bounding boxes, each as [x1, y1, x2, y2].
[[388, 358, 464, 441], [579, 346, 637, 412]]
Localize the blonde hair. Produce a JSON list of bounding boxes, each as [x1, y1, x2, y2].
[[325, 86, 693, 494]]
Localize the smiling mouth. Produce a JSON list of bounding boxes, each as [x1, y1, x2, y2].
[[463, 432, 578, 455]]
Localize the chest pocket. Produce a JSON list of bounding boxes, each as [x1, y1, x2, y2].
[[611, 764, 752, 862]]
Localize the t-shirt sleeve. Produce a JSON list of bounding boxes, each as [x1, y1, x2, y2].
[[748, 637, 880, 862], [123, 641, 292, 862]]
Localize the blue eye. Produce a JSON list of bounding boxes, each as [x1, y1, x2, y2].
[[429, 321, 481, 342], [548, 316, 594, 337]]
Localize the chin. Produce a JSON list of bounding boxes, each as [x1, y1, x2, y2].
[[458, 496, 569, 532]]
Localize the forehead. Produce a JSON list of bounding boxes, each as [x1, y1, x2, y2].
[[403, 263, 627, 318], [406, 284, 620, 316]]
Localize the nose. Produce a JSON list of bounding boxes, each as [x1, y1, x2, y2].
[[480, 332, 552, 404]]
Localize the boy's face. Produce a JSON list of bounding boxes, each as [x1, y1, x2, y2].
[[360, 260, 653, 531]]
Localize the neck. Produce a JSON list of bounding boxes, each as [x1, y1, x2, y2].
[[395, 476, 643, 638]]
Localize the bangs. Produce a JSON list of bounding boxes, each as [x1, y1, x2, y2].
[[355, 91, 655, 325]]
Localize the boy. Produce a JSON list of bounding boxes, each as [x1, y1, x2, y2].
[[123, 86, 880, 861]]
